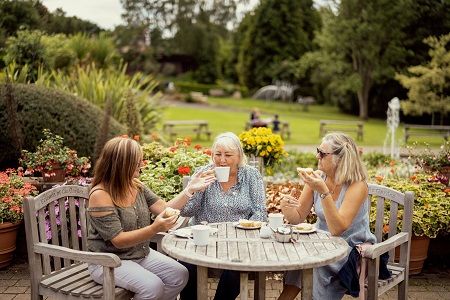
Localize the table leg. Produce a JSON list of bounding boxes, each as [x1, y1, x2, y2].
[[301, 268, 313, 300], [197, 266, 208, 300], [254, 271, 266, 300], [240, 272, 248, 300]]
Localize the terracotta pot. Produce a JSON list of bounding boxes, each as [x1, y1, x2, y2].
[[42, 162, 65, 182], [0, 222, 21, 269], [395, 234, 430, 275]]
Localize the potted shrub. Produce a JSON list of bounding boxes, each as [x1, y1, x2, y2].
[[139, 138, 211, 201], [20, 129, 91, 182], [369, 172, 449, 274], [0, 169, 37, 267]]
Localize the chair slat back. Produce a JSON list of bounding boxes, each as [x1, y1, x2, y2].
[[368, 183, 414, 263], [24, 185, 90, 276]]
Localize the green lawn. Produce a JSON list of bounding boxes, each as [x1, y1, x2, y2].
[[157, 97, 444, 147]]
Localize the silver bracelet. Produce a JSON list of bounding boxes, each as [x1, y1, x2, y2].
[[183, 188, 194, 198]]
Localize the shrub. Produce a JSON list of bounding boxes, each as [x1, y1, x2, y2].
[[4, 29, 47, 81], [0, 83, 125, 169], [370, 173, 449, 238], [139, 139, 211, 201], [36, 63, 163, 132], [270, 150, 317, 181]]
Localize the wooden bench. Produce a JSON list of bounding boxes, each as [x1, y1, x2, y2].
[[319, 119, 364, 141], [404, 124, 450, 143], [163, 120, 212, 141], [23, 185, 134, 300], [245, 121, 291, 140]]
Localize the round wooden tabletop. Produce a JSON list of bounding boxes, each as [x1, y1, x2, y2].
[[161, 222, 349, 272]]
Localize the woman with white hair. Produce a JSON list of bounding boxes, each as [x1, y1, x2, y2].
[[278, 133, 377, 300], [180, 132, 267, 300]]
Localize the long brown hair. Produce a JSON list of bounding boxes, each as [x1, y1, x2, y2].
[[91, 136, 142, 207]]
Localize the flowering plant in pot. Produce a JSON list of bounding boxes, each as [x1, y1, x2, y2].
[[0, 169, 38, 267], [408, 141, 450, 184], [139, 138, 211, 201], [20, 129, 91, 181], [239, 127, 287, 174], [0, 169, 37, 224]]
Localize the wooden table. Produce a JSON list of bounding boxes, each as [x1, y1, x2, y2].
[[162, 120, 211, 141], [161, 222, 348, 300]]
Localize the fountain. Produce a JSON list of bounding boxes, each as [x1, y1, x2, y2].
[[383, 97, 401, 158]]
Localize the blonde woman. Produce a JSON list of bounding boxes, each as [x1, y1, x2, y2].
[[87, 136, 215, 300], [278, 133, 377, 300]]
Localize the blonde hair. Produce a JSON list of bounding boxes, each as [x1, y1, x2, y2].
[[211, 132, 247, 166], [91, 136, 143, 207], [322, 133, 367, 185]]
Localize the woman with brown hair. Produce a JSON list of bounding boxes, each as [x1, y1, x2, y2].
[[87, 136, 215, 300]]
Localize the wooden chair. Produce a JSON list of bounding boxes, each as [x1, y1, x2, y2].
[[23, 185, 134, 300], [361, 184, 414, 300]]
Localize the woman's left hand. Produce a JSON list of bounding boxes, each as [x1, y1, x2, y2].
[[299, 170, 328, 194], [186, 170, 216, 193]]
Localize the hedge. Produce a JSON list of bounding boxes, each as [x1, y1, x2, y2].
[[0, 83, 126, 168]]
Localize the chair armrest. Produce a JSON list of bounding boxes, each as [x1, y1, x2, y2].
[[362, 232, 409, 259], [34, 243, 122, 268]]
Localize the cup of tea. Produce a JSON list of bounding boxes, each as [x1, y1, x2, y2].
[[191, 225, 210, 246], [268, 213, 284, 229], [214, 167, 230, 182]]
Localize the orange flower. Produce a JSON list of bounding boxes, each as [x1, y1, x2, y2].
[[203, 149, 212, 156], [383, 224, 390, 234], [375, 175, 384, 183], [194, 144, 202, 150], [177, 166, 191, 175]]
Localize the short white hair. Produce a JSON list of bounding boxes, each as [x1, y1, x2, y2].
[[211, 132, 247, 166]]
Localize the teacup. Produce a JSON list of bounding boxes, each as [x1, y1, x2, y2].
[[268, 213, 284, 229], [215, 167, 230, 182], [191, 225, 210, 246]]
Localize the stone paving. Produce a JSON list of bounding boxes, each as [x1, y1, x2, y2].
[[1, 258, 449, 300]]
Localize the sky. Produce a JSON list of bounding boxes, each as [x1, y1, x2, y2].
[[41, 0, 260, 30], [41, 0, 125, 30]]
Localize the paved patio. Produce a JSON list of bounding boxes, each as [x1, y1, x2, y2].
[[1, 257, 449, 300]]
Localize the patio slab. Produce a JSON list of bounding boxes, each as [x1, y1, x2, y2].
[[2, 258, 449, 300]]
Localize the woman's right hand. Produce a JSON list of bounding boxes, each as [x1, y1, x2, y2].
[[280, 188, 300, 210], [152, 210, 178, 232]]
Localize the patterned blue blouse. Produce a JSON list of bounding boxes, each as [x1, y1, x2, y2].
[[180, 164, 267, 224]]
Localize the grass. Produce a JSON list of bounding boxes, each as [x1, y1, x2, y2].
[[157, 96, 445, 147]]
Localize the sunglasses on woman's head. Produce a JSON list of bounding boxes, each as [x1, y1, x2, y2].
[[316, 148, 335, 159]]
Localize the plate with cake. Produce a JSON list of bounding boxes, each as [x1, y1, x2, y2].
[[234, 219, 263, 230], [292, 223, 316, 234]]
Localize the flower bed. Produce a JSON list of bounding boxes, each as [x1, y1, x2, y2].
[[139, 138, 211, 201]]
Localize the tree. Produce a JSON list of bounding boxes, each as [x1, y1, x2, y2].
[[396, 34, 450, 125], [120, 0, 243, 36], [237, 0, 319, 90], [300, 0, 413, 119]]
